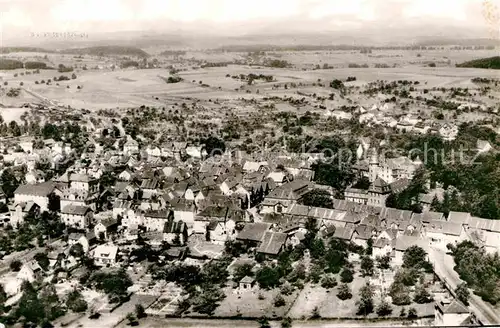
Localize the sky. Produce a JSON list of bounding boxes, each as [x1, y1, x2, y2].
[[0, 0, 497, 40]]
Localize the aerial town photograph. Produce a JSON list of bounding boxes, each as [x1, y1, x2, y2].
[[0, 0, 499, 327]]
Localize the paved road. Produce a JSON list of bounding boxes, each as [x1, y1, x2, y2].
[[428, 246, 500, 325], [0, 238, 64, 275]]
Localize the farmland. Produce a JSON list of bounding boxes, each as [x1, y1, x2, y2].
[[0, 48, 499, 112]]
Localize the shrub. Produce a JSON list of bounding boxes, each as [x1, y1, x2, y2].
[[281, 317, 293, 328], [414, 285, 433, 304], [274, 294, 286, 307], [340, 268, 354, 283], [389, 281, 411, 305], [10, 260, 22, 271], [126, 312, 138, 326], [6, 88, 20, 97], [407, 307, 418, 319], [167, 76, 182, 83], [280, 282, 294, 296], [376, 300, 393, 317], [67, 290, 88, 313], [311, 306, 320, 319], [321, 274, 337, 289], [135, 304, 146, 318], [337, 283, 352, 300], [455, 283, 470, 306]]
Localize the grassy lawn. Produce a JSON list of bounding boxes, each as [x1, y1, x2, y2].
[[289, 273, 436, 320], [187, 234, 225, 259], [212, 286, 299, 319]]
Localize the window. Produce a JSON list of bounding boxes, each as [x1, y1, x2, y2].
[[276, 205, 283, 213]]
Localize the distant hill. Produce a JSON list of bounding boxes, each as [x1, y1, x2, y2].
[[415, 38, 499, 47], [0, 47, 55, 54], [457, 56, 500, 69], [60, 46, 150, 58]]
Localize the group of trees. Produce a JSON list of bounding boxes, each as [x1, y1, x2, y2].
[[86, 269, 133, 304], [53, 73, 76, 81], [6, 88, 21, 97], [387, 123, 500, 220], [151, 258, 231, 315], [0, 211, 65, 254], [448, 241, 500, 304], [3, 280, 86, 326], [385, 168, 427, 213], [166, 76, 182, 83], [387, 246, 434, 309], [57, 64, 74, 72]]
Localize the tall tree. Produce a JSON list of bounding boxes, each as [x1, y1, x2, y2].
[[455, 283, 470, 306], [357, 282, 374, 315]]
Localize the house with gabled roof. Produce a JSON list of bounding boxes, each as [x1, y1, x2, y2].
[[257, 231, 288, 256], [242, 160, 269, 173], [123, 136, 139, 155], [172, 199, 196, 229], [25, 169, 46, 184], [379, 207, 413, 227], [17, 260, 44, 283], [413, 211, 445, 224], [261, 179, 311, 214], [285, 203, 348, 229], [93, 244, 118, 267], [94, 217, 118, 240], [393, 235, 429, 265], [10, 201, 40, 227], [140, 178, 159, 199], [118, 169, 134, 181], [237, 222, 272, 245], [465, 216, 500, 253], [161, 141, 187, 160], [447, 211, 471, 225], [195, 205, 244, 243], [352, 224, 379, 248], [143, 210, 171, 232], [435, 299, 472, 326], [163, 218, 188, 245], [61, 204, 93, 229], [477, 139, 493, 153], [14, 181, 58, 212], [372, 237, 393, 259], [332, 223, 356, 242]]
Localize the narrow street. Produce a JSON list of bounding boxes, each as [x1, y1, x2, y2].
[[428, 246, 500, 325], [0, 238, 63, 275]]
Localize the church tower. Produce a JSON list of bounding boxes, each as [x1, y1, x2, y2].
[[369, 149, 379, 183]]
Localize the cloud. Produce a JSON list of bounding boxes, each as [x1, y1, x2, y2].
[[0, 0, 491, 34], [50, 0, 135, 22], [402, 0, 470, 21], [0, 6, 33, 28]]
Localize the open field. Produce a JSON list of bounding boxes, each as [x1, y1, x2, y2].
[[211, 287, 299, 319], [289, 275, 436, 320], [1, 49, 500, 110], [0, 107, 29, 122], [54, 294, 158, 328]]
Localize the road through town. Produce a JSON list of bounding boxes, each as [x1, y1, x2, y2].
[[428, 246, 500, 325]]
